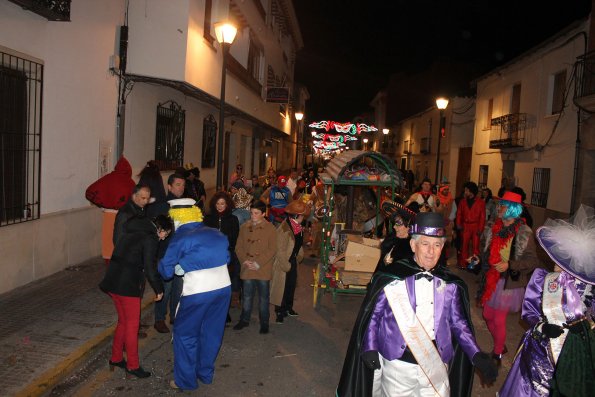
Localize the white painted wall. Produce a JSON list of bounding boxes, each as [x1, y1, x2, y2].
[[471, 22, 586, 214], [0, 0, 125, 293], [127, 0, 189, 82]]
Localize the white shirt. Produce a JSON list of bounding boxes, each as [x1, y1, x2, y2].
[[415, 274, 435, 339]]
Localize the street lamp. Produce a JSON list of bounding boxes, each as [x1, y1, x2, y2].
[[382, 128, 389, 152], [434, 97, 449, 184], [363, 137, 369, 151], [214, 21, 237, 191], [294, 112, 304, 168]]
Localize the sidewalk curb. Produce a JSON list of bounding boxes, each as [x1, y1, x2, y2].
[[15, 297, 155, 397]]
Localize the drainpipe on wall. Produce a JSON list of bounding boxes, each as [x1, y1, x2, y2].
[[570, 31, 588, 215], [570, 110, 582, 215]]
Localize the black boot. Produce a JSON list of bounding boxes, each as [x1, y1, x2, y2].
[[109, 359, 126, 371], [126, 366, 151, 378], [233, 320, 249, 330]]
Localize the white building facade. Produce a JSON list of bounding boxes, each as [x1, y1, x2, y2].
[[391, 97, 475, 195], [0, 0, 303, 294], [471, 20, 589, 224]]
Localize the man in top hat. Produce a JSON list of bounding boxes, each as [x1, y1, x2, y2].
[[336, 212, 498, 397], [158, 198, 231, 391], [499, 205, 595, 397]]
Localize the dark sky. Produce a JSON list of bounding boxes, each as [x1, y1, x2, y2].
[[294, 0, 592, 121]]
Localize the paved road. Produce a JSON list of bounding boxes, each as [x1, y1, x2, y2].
[[41, 253, 525, 397]]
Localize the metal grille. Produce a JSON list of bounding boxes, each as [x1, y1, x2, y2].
[[0, 51, 42, 226], [478, 165, 489, 189], [575, 50, 595, 99], [531, 168, 550, 208], [155, 101, 185, 171]]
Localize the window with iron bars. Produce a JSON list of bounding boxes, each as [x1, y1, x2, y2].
[[531, 168, 550, 208], [154, 101, 185, 171], [0, 50, 42, 226]]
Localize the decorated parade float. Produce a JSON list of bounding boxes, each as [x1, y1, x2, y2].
[[306, 121, 404, 307]]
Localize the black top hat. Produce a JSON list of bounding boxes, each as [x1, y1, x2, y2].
[[409, 212, 446, 237]]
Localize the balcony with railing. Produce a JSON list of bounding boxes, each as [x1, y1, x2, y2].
[[574, 50, 595, 112], [7, 0, 70, 21], [489, 113, 527, 149]]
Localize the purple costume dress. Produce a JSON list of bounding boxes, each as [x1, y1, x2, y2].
[[499, 268, 594, 397]]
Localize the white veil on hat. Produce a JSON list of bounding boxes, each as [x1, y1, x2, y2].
[[535, 205, 595, 284]]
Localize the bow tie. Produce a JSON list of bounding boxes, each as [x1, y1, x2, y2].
[[415, 272, 434, 282]]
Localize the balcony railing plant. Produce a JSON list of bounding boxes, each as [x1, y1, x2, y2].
[[489, 113, 527, 149], [8, 0, 70, 21]]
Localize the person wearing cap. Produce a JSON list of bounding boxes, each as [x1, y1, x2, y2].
[[405, 177, 438, 212], [336, 212, 498, 397], [456, 181, 486, 269], [499, 205, 595, 397], [158, 198, 231, 391], [233, 199, 278, 334], [266, 175, 292, 225], [373, 201, 418, 274], [479, 191, 539, 367], [271, 199, 310, 323]]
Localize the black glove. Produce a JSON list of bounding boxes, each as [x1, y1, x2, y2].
[[472, 352, 498, 384], [542, 323, 564, 338], [361, 350, 381, 370]]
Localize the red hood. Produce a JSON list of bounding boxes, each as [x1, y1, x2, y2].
[[113, 156, 132, 177]]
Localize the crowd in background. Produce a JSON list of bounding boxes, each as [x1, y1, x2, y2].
[[86, 157, 324, 391]]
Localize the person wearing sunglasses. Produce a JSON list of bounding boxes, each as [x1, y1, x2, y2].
[[229, 164, 245, 187], [374, 201, 419, 274]]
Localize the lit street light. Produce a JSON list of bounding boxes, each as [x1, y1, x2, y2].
[[214, 21, 237, 191], [295, 112, 304, 168], [435, 97, 449, 184], [363, 137, 369, 151], [382, 128, 389, 153]]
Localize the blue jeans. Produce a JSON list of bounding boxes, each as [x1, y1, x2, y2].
[[154, 275, 183, 322], [240, 279, 270, 327], [232, 208, 250, 226]]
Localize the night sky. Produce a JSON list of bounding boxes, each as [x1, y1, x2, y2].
[[293, 0, 592, 122]]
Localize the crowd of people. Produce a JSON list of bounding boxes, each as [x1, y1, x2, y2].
[[88, 161, 594, 395], [87, 158, 323, 391], [337, 175, 595, 397]]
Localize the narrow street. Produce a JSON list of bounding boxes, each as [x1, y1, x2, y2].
[[45, 248, 525, 397]]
